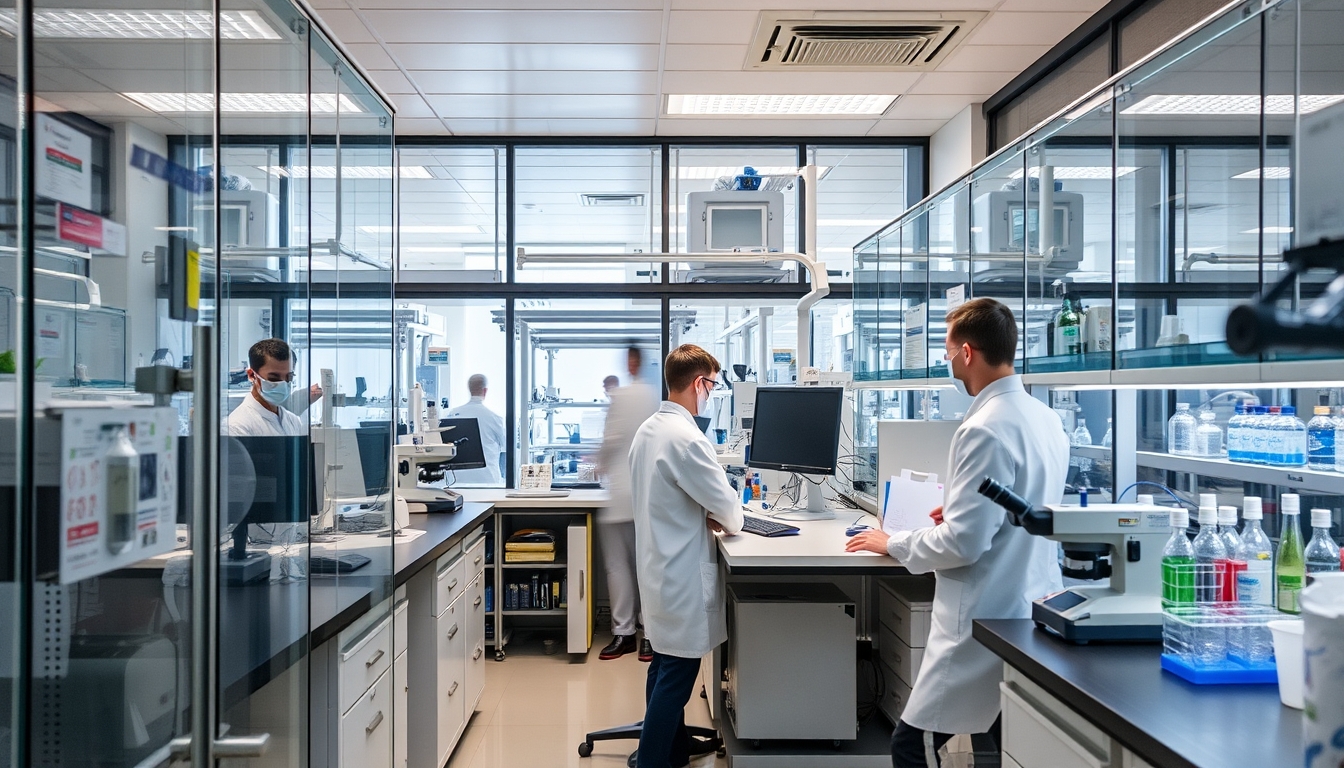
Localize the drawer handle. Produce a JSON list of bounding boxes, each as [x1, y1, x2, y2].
[[474, 555, 483, 566], [447, 624, 459, 640], [579, 570, 585, 600], [447, 578, 459, 592], [447, 681, 459, 697], [892, 653, 902, 663], [473, 595, 483, 608], [364, 649, 385, 668], [365, 711, 384, 735], [473, 646, 483, 661]]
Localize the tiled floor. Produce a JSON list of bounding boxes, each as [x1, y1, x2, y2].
[[447, 634, 726, 768]]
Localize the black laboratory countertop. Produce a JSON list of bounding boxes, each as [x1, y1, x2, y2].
[[219, 502, 494, 708], [972, 619, 1302, 768]]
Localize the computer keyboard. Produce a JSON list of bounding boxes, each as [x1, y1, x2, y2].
[[310, 553, 372, 575], [739, 514, 801, 538]]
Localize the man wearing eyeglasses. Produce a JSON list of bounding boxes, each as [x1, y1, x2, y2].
[[227, 338, 312, 437], [846, 298, 1068, 768]]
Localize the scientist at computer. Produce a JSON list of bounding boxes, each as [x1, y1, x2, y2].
[[227, 338, 321, 437], [845, 298, 1068, 768], [445, 373, 506, 485]]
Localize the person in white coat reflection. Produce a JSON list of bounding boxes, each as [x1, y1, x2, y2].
[[630, 344, 743, 768], [595, 346, 660, 661], [227, 338, 314, 437], [846, 298, 1068, 768], [445, 374, 506, 485]]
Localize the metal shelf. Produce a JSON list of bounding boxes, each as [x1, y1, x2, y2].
[[501, 562, 566, 569], [529, 402, 609, 410], [502, 610, 567, 616], [1135, 451, 1344, 495], [1071, 445, 1112, 461]]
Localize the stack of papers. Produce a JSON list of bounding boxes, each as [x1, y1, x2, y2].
[[505, 529, 557, 563]]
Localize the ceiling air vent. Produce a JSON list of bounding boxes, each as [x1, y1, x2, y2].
[[579, 193, 646, 207], [748, 11, 986, 71]]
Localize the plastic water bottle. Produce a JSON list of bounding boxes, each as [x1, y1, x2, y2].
[[1195, 410, 1223, 457], [1237, 498, 1274, 607], [1167, 403, 1197, 456], [1283, 406, 1307, 466], [1161, 507, 1195, 611], [1276, 494, 1306, 614], [1227, 404, 1248, 463], [1305, 508, 1341, 578], [1191, 505, 1228, 664], [1101, 417, 1113, 449], [1308, 406, 1337, 471], [1216, 506, 1244, 602], [1265, 406, 1288, 466], [1249, 405, 1270, 464], [1071, 419, 1093, 474]]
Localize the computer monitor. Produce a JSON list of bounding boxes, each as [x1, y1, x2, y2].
[[747, 386, 844, 520], [355, 424, 392, 497], [224, 436, 315, 580], [438, 418, 488, 472]]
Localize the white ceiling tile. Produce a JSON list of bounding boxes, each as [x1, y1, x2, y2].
[[315, 9, 377, 45], [368, 68, 417, 94], [656, 117, 881, 136], [408, 69, 659, 95], [965, 12, 1096, 47], [358, 10, 662, 44], [885, 94, 976, 121], [663, 44, 750, 71], [352, 0, 662, 8], [659, 70, 923, 94], [444, 118, 656, 134], [670, 0, 997, 8], [907, 71, 1015, 96], [392, 94, 439, 118], [424, 94, 657, 119], [395, 117, 450, 134], [874, 118, 959, 135], [309, 0, 350, 9], [994, 0, 1109, 11], [391, 43, 659, 71], [344, 43, 399, 71], [667, 10, 759, 45], [938, 44, 1051, 73]]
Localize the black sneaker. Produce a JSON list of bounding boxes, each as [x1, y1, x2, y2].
[[599, 634, 637, 660], [639, 638, 654, 662]]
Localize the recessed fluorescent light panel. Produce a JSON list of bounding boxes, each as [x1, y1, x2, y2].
[[1121, 94, 1344, 116], [1009, 166, 1139, 180], [0, 9, 281, 39], [122, 92, 362, 113], [1232, 167, 1291, 180], [666, 94, 895, 116], [363, 225, 483, 235], [676, 165, 830, 180], [259, 165, 432, 179]]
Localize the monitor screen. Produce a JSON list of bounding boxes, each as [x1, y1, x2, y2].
[[229, 436, 314, 525], [355, 425, 392, 497], [708, 205, 766, 251], [747, 387, 843, 476], [438, 418, 488, 471]]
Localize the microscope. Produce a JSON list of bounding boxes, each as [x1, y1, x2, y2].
[[395, 384, 463, 514], [978, 477, 1169, 643]]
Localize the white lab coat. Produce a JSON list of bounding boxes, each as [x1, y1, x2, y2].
[[630, 401, 744, 659], [886, 375, 1067, 734], [226, 392, 307, 437], [596, 378, 660, 523], [445, 396, 506, 486]]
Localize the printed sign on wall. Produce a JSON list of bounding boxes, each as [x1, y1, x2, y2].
[[36, 114, 93, 210]]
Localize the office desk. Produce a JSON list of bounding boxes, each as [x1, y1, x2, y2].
[[712, 512, 914, 767]]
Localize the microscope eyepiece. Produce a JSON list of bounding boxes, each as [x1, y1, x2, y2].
[[977, 477, 1055, 536]]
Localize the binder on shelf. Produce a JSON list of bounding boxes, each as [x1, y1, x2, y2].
[[540, 576, 550, 610], [551, 580, 560, 608], [531, 573, 540, 609], [520, 582, 531, 610], [507, 583, 519, 611]]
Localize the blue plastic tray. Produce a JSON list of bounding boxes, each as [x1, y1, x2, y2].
[[1160, 653, 1278, 684]]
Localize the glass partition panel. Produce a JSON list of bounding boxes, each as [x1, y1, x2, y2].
[[1024, 102, 1115, 374], [671, 145, 799, 285], [970, 145, 1029, 370], [808, 146, 912, 281], [397, 146, 506, 279], [515, 146, 660, 284], [926, 186, 969, 379], [853, 238, 880, 380], [1115, 3, 1262, 370], [876, 226, 903, 380], [898, 205, 931, 379]]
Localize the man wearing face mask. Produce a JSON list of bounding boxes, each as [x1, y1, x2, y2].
[[227, 338, 309, 437], [629, 344, 742, 768], [845, 299, 1068, 768]]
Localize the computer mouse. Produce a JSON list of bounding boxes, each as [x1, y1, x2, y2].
[[845, 524, 872, 537]]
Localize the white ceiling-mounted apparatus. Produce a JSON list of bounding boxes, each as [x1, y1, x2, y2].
[[746, 11, 987, 71]]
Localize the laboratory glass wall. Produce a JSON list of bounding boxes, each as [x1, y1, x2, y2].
[[396, 146, 505, 279], [2, 0, 395, 765]]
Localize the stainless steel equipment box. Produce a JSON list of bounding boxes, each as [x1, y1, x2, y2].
[[727, 582, 856, 741]]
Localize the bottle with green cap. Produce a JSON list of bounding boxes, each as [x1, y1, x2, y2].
[[1276, 493, 1306, 614], [1161, 507, 1195, 610]]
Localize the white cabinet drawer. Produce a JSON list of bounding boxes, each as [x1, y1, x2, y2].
[[340, 669, 393, 768], [339, 616, 393, 716], [438, 596, 467, 763], [878, 620, 925, 688], [1000, 682, 1111, 768], [465, 573, 487, 713], [393, 652, 408, 768], [878, 657, 913, 726], [877, 577, 933, 649], [435, 552, 467, 616], [464, 529, 487, 577]]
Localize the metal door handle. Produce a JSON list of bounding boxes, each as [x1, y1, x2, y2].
[[365, 711, 384, 735], [448, 578, 459, 591], [473, 595, 482, 608], [365, 649, 385, 667], [170, 734, 272, 760], [447, 681, 459, 696], [473, 646, 483, 661], [580, 570, 585, 599], [447, 624, 459, 639]]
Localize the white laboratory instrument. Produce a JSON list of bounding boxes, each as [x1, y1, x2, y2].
[[395, 390, 462, 513], [979, 478, 1168, 643]]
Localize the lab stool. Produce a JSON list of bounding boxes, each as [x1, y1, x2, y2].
[[577, 721, 722, 764]]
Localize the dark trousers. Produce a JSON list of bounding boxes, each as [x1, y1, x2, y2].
[[891, 717, 1001, 768], [638, 651, 701, 768]]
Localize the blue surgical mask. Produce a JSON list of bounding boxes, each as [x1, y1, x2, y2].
[[256, 377, 292, 407]]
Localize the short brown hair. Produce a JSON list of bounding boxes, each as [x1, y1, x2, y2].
[[946, 298, 1017, 367], [664, 344, 720, 393], [248, 338, 292, 372]]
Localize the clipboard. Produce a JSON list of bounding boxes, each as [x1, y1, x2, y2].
[[882, 469, 944, 536]]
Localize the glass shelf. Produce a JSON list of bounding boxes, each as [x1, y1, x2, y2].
[[1116, 342, 1242, 370], [1026, 351, 1112, 375], [1136, 451, 1344, 496]]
